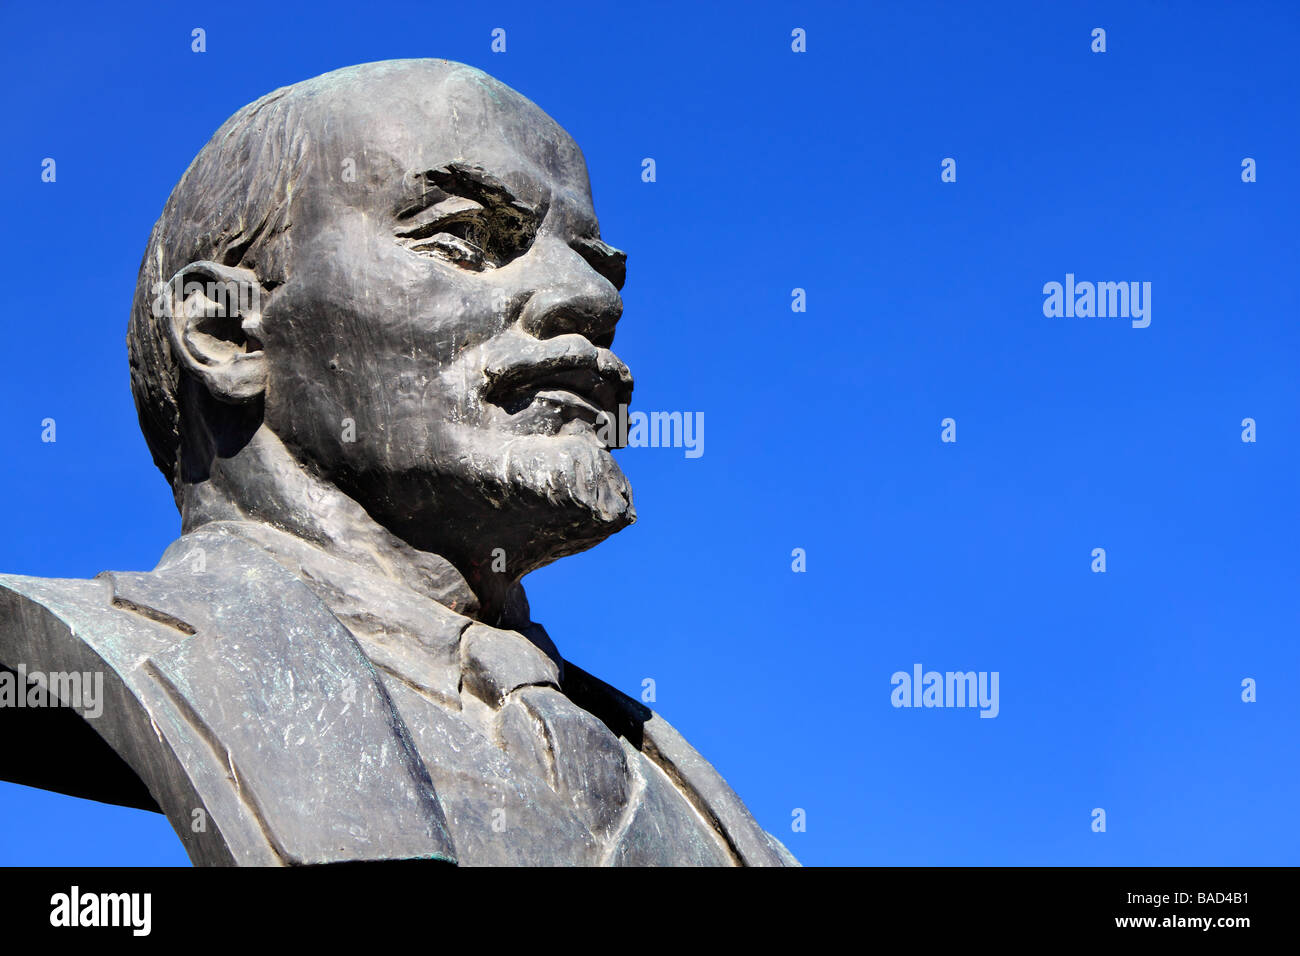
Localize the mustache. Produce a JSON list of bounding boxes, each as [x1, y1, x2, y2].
[[479, 329, 633, 421]]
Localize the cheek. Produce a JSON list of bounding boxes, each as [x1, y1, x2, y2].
[[300, 223, 515, 360], [260, 224, 522, 463], [266, 329, 455, 453], [259, 311, 486, 473]]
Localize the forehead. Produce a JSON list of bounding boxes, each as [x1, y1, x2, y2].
[[300, 63, 596, 221]]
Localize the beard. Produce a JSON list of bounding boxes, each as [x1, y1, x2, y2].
[[458, 422, 636, 563], [334, 417, 636, 590], [500, 430, 634, 526]]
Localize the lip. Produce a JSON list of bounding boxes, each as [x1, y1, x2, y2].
[[530, 388, 609, 428], [483, 340, 633, 424]]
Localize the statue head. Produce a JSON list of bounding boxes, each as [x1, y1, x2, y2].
[[128, 60, 636, 614]]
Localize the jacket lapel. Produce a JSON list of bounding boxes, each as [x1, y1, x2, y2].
[[106, 530, 458, 866]]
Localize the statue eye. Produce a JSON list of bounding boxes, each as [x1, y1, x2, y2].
[[395, 197, 497, 271], [394, 163, 541, 272]]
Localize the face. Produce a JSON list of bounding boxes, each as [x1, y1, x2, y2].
[[257, 62, 635, 582]]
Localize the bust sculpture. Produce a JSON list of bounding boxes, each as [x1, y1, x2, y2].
[[0, 59, 796, 866]]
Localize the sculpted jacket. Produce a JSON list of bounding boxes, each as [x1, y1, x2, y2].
[[0, 522, 797, 866]]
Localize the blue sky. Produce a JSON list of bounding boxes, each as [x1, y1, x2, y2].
[[0, 0, 1296, 865]]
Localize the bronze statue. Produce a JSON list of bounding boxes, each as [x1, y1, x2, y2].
[[0, 60, 796, 867]]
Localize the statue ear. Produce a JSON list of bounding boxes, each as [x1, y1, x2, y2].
[[163, 261, 268, 403]]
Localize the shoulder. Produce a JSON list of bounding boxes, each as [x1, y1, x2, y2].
[[0, 535, 459, 866], [560, 659, 800, 867], [0, 567, 240, 859]]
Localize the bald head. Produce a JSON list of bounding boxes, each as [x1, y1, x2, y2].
[[128, 60, 635, 598]]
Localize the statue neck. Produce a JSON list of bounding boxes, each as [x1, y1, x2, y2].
[[178, 424, 523, 625]]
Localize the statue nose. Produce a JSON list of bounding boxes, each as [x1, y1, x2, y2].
[[517, 243, 623, 348]]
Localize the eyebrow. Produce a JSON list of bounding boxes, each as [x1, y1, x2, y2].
[[399, 162, 541, 220], [399, 163, 626, 288]]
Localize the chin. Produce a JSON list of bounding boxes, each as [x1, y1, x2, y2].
[[485, 428, 633, 522], [450, 425, 637, 564]]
